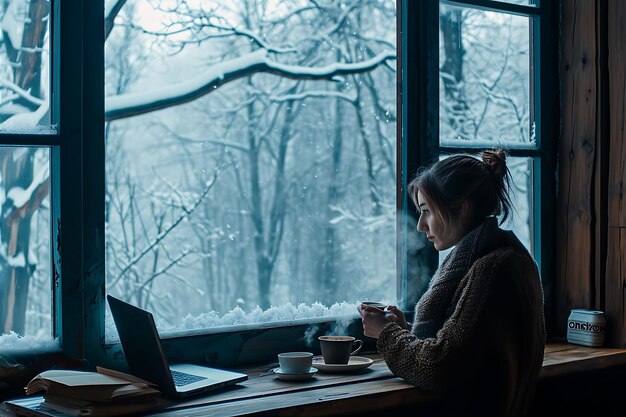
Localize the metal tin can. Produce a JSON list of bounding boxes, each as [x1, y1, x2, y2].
[[567, 309, 606, 347]]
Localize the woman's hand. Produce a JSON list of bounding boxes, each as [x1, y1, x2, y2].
[[358, 304, 392, 339], [357, 304, 410, 339], [386, 305, 408, 330]]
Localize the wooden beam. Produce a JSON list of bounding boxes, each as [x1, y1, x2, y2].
[[556, 0, 599, 336], [606, 0, 626, 227], [605, 227, 626, 346], [604, 0, 626, 347]]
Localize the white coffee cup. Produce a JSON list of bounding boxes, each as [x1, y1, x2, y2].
[[277, 352, 313, 374]]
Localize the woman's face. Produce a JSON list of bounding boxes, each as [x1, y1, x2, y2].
[[416, 191, 468, 251]]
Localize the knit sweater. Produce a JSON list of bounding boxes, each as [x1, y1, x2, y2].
[[377, 217, 545, 417]]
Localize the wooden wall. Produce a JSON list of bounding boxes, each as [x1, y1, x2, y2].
[[605, 0, 626, 346], [556, 0, 626, 346], [556, 0, 598, 338]]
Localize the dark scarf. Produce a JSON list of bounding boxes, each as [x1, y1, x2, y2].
[[411, 217, 526, 338]]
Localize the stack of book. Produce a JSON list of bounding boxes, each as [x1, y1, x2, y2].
[[6, 367, 161, 417]]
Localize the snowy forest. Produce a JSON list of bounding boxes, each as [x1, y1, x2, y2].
[[0, 0, 533, 343], [104, 0, 397, 334]]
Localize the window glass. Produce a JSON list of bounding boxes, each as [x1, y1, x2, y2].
[[0, 147, 53, 348], [437, 155, 533, 264], [506, 156, 532, 251], [0, 1, 53, 133], [439, 4, 533, 148], [104, 0, 396, 337]]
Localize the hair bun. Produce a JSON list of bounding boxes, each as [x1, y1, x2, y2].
[[480, 149, 507, 180]]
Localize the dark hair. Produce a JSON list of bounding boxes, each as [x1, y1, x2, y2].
[[408, 149, 513, 228]]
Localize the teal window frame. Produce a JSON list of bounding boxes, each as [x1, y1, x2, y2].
[[0, 0, 104, 369], [403, 0, 558, 333]]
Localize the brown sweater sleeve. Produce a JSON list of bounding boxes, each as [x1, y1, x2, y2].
[[376, 316, 465, 392], [376, 249, 517, 393]]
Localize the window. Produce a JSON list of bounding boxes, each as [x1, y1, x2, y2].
[[0, 0, 556, 369], [436, 0, 551, 261], [103, 0, 398, 349], [0, 0, 54, 350], [439, 1, 535, 251], [402, 0, 556, 309], [0, 1, 53, 134]]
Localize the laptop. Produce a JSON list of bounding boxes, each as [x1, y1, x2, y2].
[[107, 295, 247, 398]]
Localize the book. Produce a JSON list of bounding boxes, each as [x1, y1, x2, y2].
[[24, 367, 160, 403], [5, 397, 70, 417], [4, 396, 163, 417]]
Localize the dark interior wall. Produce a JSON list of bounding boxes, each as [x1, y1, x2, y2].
[[556, 0, 626, 347], [530, 366, 626, 417]]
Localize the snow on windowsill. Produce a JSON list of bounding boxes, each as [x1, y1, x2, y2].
[[105, 300, 389, 344], [0, 331, 59, 352]]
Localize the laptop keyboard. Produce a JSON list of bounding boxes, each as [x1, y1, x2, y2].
[[170, 370, 208, 387]]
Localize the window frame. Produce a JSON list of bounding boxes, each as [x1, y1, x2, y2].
[[408, 0, 559, 334], [96, 0, 404, 369], [1, 0, 559, 370], [0, 0, 103, 368]]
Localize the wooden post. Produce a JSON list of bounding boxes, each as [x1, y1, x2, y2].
[[556, 0, 599, 337], [604, 0, 626, 346]]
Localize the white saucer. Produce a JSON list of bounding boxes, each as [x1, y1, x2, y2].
[[273, 367, 318, 381], [312, 356, 374, 373]]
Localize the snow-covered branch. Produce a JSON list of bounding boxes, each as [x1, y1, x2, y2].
[[161, 20, 298, 54], [0, 77, 45, 107], [105, 49, 395, 121], [270, 90, 356, 103], [7, 165, 48, 208], [105, 0, 128, 39], [0, 101, 49, 131]]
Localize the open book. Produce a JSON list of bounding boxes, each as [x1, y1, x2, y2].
[[25, 367, 160, 403]]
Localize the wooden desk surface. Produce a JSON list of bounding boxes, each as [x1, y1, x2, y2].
[[149, 353, 423, 417], [146, 344, 626, 417], [4, 344, 626, 417]]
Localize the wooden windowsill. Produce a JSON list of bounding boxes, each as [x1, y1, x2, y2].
[[4, 344, 626, 417], [148, 353, 417, 417], [541, 342, 626, 378], [143, 343, 626, 416]]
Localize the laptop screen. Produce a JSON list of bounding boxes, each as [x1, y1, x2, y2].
[[107, 295, 177, 394]]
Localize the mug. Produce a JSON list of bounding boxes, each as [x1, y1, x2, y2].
[[360, 301, 388, 311], [277, 352, 313, 374], [318, 336, 363, 364]]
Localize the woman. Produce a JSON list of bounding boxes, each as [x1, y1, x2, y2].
[[358, 150, 545, 417]]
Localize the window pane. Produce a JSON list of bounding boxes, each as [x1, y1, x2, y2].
[[0, 1, 53, 134], [506, 156, 532, 251], [104, 1, 396, 337], [438, 156, 533, 263], [0, 147, 53, 348], [439, 5, 533, 148]]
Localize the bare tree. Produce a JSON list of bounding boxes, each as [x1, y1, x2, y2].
[[0, 0, 397, 332], [0, 0, 50, 335], [440, 7, 470, 140]]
